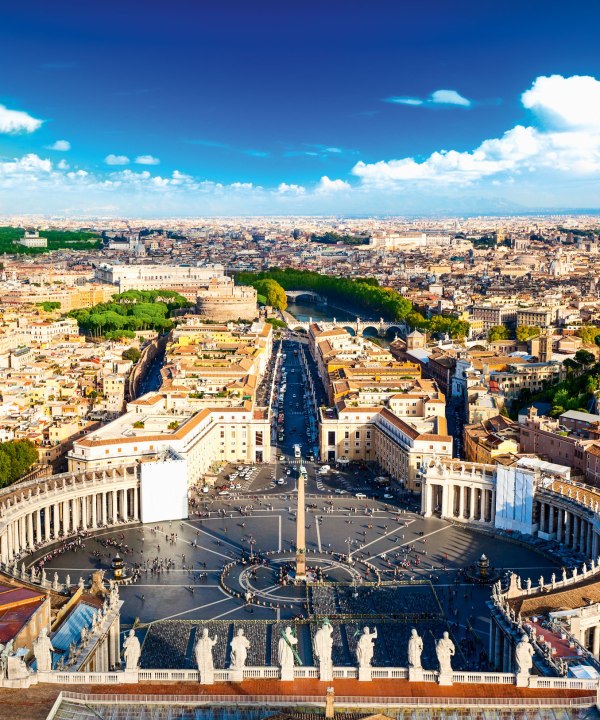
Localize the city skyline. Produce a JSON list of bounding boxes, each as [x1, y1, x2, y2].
[[2, 0, 600, 216]]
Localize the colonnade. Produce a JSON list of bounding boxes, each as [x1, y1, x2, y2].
[[422, 475, 496, 524], [0, 468, 140, 565], [536, 498, 599, 560]]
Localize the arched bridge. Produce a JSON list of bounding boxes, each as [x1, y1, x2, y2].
[[290, 316, 409, 338], [284, 290, 327, 304]]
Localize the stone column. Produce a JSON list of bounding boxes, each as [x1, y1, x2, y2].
[[102, 493, 107, 526], [122, 488, 128, 522], [112, 490, 117, 524], [133, 486, 139, 521], [72, 496, 79, 531], [91, 494, 97, 529], [26, 513, 34, 549], [20, 516, 27, 549], [580, 518, 587, 554], [53, 503, 59, 538], [0, 532, 7, 565], [565, 512, 572, 547], [81, 496, 87, 531], [470, 488, 476, 520], [573, 514, 580, 550], [458, 485, 465, 519], [6, 524, 13, 560], [44, 506, 50, 541], [556, 508, 564, 543], [594, 626, 600, 659], [593, 532, 599, 561], [587, 525, 594, 559], [35, 510, 41, 543]]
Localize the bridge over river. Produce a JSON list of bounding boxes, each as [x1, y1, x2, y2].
[[286, 315, 409, 338]]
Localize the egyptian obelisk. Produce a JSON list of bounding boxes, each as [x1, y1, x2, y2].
[[295, 466, 306, 579]]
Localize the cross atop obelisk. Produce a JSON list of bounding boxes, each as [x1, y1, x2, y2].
[[295, 465, 307, 580]]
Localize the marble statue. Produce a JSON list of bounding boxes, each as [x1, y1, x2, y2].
[[195, 628, 218, 684], [41, 569, 47, 584], [356, 626, 378, 668], [526, 578, 532, 591], [278, 626, 298, 681], [562, 568, 567, 582], [408, 628, 423, 669], [52, 572, 59, 591], [515, 634, 534, 677], [33, 628, 54, 672], [123, 629, 141, 671], [78, 577, 85, 591], [80, 626, 89, 646], [436, 632, 455, 677], [314, 619, 334, 681], [230, 628, 250, 671], [65, 574, 70, 588], [538, 575, 544, 589]]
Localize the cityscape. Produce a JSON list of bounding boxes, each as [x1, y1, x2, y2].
[[2, 2, 600, 720]]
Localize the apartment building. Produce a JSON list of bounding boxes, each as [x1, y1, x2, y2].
[[471, 303, 518, 331], [463, 415, 520, 464], [68, 393, 271, 481], [489, 362, 566, 400]]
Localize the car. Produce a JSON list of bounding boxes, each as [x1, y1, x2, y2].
[[218, 490, 230, 496], [334, 488, 344, 494], [235, 483, 242, 489], [237, 466, 243, 471], [330, 468, 339, 474], [286, 469, 291, 475], [355, 493, 367, 499], [383, 493, 394, 499], [201, 486, 209, 494], [277, 478, 285, 485], [318, 467, 329, 475]]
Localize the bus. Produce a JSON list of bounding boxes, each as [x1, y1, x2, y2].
[[293, 444, 301, 458]]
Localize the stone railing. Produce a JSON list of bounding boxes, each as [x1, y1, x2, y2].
[[497, 558, 600, 604], [21, 665, 600, 691]]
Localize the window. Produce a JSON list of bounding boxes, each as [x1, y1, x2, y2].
[[355, 431, 360, 439], [328, 431, 336, 445], [255, 431, 263, 446], [344, 431, 349, 439]]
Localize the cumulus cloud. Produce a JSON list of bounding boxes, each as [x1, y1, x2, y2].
[[356, 74, 600, 186], [317, 176, 351, 192], [104, 154, 130, 165], [134, 154, 160, 165], [46, 139, 71, 151], [386, 89, 472, 108], [277, 182, 306, 194], [0, 104, 43, 134]]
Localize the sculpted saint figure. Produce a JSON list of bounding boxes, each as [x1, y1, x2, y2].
[[356, 626, 378, 668], [123, 629, 141, 671], [278, 626, 298, 678], [33, 628, 54, 672], [230, 628, 250, 670], [408, 628, 423, 669], [515, 634, 534, 676], [436, 632, 455, 676], [314, 619, 334, 680], [195, 628, 218, 683]]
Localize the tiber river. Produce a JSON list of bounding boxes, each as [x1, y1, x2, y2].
[[285, 298, 393, 347]]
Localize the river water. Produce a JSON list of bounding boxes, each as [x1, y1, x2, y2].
[[285, 299, 392, 346]]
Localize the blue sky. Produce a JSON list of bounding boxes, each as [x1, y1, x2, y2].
[[1, 0, 600, 216]]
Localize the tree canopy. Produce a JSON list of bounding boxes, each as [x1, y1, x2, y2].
[[0, 440, 38, 488], [68, 289, 191, 337], [253, 279, 288, 310], [516, 325, 541, 342], [488, 325, 511, 342]]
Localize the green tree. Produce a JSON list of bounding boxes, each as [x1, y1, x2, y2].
[[516, 325, 541, 342], [575, 349, 595, 367], [122, 347, 141, 363], [0, 439, 38, 487], [253, 279, 288, 310], [576, 326, 600, 345], [488, 325, 510, 342]]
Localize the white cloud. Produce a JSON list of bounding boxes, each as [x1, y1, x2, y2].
[[229, 182, 254, 190], [386, 89, 472, 108], [430, 89, 471, 107], [317, 176, 351, 192], [104, 154, 130, 165], [356, 75, 600, 186], [134, 154, 160, 165], [0, 104, 43, 134], [278, 182, 306, 194], [46, 139, 71, 151], [521, 74, 600, 130]]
